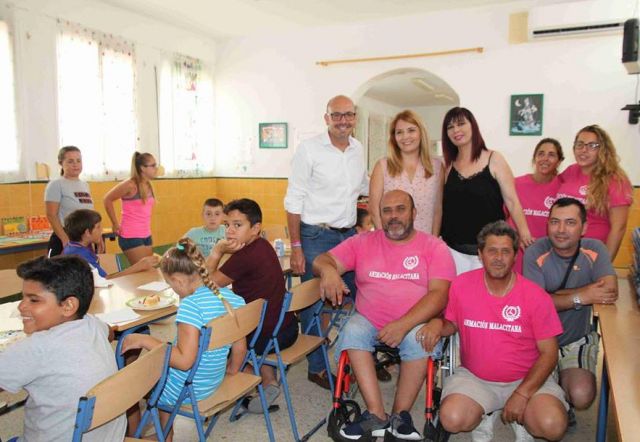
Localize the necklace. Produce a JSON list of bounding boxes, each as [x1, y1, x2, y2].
[[484, 271, 515, 297]]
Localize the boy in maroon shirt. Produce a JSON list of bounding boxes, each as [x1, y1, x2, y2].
[[207, 198, 298, 412]]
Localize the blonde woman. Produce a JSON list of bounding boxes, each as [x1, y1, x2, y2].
[[369, 110, 444, 235], [557, 125, 633, 260], [104, 152, 158, 265]]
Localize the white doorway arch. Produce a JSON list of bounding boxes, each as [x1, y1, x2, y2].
[[353, 68, 460, 170]]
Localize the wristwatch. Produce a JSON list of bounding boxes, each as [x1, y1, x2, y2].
[[573, 295, 583, 311]]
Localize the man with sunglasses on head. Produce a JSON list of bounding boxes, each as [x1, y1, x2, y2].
[[285, 95, 368, 390]]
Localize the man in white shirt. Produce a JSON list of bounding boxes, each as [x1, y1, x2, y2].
[[284, 94, 368, 389]]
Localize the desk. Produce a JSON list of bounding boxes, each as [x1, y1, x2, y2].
[[0, 230, 116, 256], [595, 277, 640, 442]]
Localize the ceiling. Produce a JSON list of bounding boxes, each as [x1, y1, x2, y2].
[[99, 0, 570, 40]]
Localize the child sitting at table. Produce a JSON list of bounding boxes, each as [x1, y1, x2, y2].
[[121, 238, 246, 442], [0, 255, 126, 442], [184, 198, 227, 258], [356, 207, 374, 233], [62, 209, 159, 278], [207, 198, 298, 413]]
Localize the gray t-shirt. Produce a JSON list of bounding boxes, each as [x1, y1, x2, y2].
[[44, 178, 94, 223], [523, 237, 614, 346], [0, 315, 126, 442]]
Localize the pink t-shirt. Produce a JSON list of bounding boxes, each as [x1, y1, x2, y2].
[[557, 164, 632, 242], [512, 174, 561, 239], [330, 229, 455, 329], [445, 269, 562, 382]]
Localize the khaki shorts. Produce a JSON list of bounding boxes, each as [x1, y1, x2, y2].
[[558, 330, 599, 375], [442, 366, 569, 414]]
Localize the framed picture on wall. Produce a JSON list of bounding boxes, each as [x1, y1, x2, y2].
[[259, 122, 288, 148], [509, 94, 543, 136]]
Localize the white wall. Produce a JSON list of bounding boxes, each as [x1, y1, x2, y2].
[[2, 0, 217, 180], [214, 0, 640, 183]]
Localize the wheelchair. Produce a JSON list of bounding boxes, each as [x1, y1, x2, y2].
[[327, 339, 453, 442]]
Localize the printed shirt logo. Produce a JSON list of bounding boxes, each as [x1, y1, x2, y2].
[[543, 196, 555, 209], [502, 305, 521, 322], [403, 256, 419, 270], [579, 185, 588, 196]]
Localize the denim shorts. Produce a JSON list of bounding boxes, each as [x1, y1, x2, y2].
[[334, 312, 443, 363], [118, 235, 153, 251]]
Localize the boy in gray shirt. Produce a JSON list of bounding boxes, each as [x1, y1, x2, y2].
[[0, 256, 125, 442]]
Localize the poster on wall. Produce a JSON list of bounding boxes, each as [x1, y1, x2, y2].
[[259, 122, 288, 148], [509, 94, 543, 136]]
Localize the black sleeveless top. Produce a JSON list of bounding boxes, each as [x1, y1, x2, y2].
[[441, 153, 505, 254]]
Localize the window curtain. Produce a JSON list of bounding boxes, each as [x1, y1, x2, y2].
[[0, 20, 20, 180], [56, 20, 137, 179], [158, 54, 214, 177]]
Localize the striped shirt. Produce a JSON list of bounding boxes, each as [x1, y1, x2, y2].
[[159, 286, 245, 405]]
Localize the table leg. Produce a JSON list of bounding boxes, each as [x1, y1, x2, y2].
[[596, 359, 609, 442], [115, 325, 150, 369]]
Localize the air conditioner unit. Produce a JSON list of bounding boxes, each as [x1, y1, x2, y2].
[[528, 1, 626, 40]]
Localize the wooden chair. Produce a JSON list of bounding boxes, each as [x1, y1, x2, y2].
[[97, 253, 121, 275], [71, 343, 170, 442], [0, 269, 22, 302], [157, 299, 276, 442], [261, 278, 333, 441]]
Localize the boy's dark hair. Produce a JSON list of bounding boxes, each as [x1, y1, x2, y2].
[[477, 220, 520, 254], [550, 197, 587, 224], [356, 207, 369, 228], [17, 255, 94, 318], [204, 198, 224, 209], [64, 209, 102, 242], [224, 198, 262, 226]]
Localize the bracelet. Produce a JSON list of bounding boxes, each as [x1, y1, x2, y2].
[[513, 390, 530, 400], [291, 241, 302, 248]]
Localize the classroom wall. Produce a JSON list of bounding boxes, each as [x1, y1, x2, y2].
[[214, 0, 640, 183], [2, 0, 217, 181]]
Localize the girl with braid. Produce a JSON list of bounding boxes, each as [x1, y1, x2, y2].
[[121, 238, 245, 441]]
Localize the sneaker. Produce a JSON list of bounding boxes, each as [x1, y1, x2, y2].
[[248, 384, 280, 413], [339, 410, 390, 440], [307, 370, 336, 390], [388, 411, 422, 440], [471, 412, 498, 442], [510, 422, 534, 442]]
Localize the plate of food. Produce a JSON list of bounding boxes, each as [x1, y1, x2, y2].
[[126, 294, 175, 311]]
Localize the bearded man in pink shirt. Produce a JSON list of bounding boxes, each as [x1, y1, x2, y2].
[[313, 189, 456, 441], [419, 221, 568, 442]]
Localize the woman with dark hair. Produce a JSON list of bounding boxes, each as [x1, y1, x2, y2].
[[44, 146, 95, 256], [441, 107, 532, 274], [104, 152, 158, 265], [556, 125, 632, 260], [513, 138, 565, 239], [369, 109, 444, 234]]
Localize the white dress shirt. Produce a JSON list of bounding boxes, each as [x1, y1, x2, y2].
[[285, 132, 369, 228]]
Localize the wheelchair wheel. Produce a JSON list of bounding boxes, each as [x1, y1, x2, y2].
[[327, 399, 363, 441], [423, 419, 449, 442]]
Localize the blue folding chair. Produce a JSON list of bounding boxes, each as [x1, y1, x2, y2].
[[258, 278, 334, 441], [156, 299, 276, 442], [71, 342, 170, 442]]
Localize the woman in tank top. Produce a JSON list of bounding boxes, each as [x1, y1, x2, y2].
[[369, 110, 444, 235], [104, 152, 158, 265], [440, 107, 532, 274]]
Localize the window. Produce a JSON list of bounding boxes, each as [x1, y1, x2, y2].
[[0, 20, 19, 179], [56, 22, 137, 179], [158, 55, 214, 176]]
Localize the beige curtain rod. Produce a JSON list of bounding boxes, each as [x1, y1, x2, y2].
[[316, 47, 484, 67]]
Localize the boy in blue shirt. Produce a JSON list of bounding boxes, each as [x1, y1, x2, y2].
[[62, 209, 158, 278], [0, 255, 126, 441], [184, 198, 226, 258]]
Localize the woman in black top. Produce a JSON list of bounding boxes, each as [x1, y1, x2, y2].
[[441, 107, 532, 274]]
